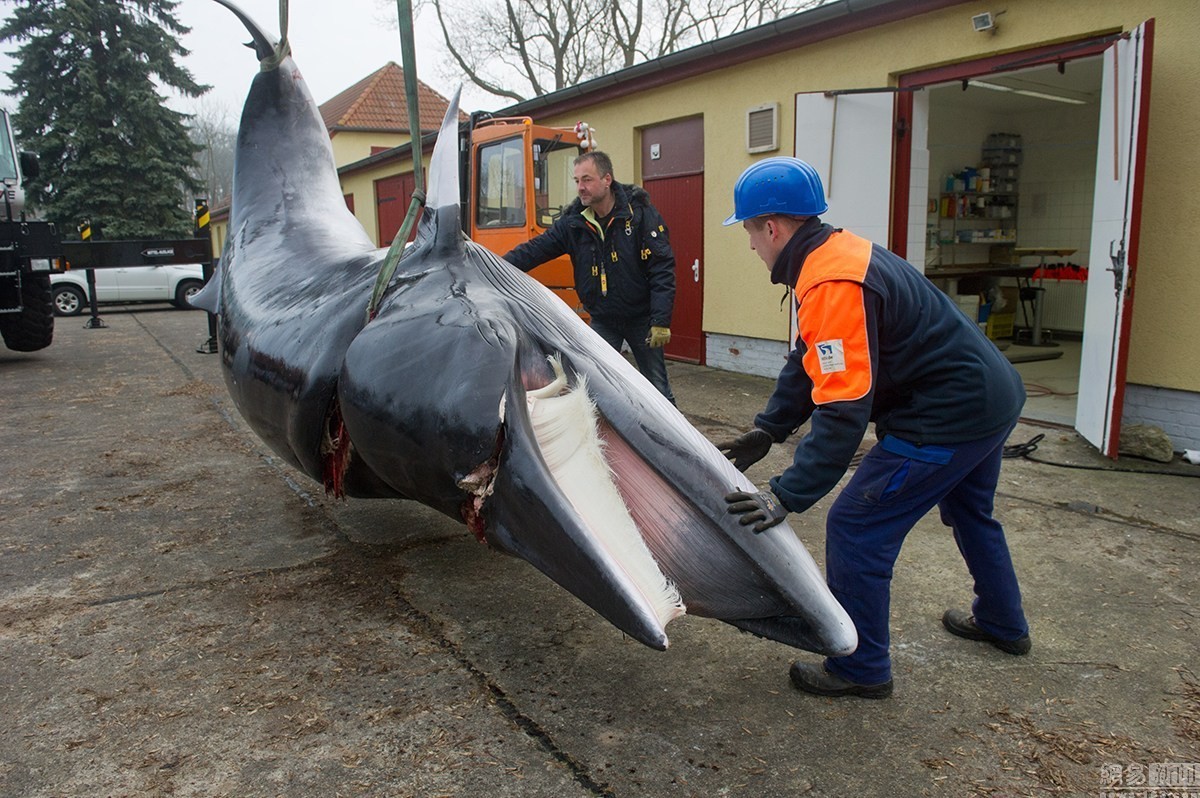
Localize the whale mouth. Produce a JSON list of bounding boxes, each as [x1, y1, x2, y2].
[[525, 357, 687, 629], [460, 355, 684, 649], [464, 353, 855, 656]]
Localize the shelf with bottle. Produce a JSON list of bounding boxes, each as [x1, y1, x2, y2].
[[938, 192, 1018, 221], [936, 194, 1017, 246], [982, 133, 1023, 167], [932, 135, 1023, 264]]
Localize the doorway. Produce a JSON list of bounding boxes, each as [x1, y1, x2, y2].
[[923, 58, 1104, 427], [791, 26, 1150, 455], [899, 23, 1152, 457]]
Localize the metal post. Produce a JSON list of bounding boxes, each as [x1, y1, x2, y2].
[[83, 267, 105, 328], [193, 198, 218, 354], [78, 221, 107, 328], [1029, 285, 1046, 345]]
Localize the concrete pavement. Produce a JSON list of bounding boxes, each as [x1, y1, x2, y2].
[[1, 307, 1197, 797]]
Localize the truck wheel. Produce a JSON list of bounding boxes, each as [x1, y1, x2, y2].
[[173, 279, 205, 309], [0, 274, 55, 352], [52, 284, 86, 316]]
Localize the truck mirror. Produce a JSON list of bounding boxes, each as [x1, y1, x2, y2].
[[19, 151, 39, 180]]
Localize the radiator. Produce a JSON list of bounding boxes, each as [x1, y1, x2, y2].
[[1036, 281, 1088, 333]]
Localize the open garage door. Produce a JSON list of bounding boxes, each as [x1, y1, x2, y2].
[[794, 90, 899, 249], [1076, 20, 1154, 457], [792, 89, 921, 345]]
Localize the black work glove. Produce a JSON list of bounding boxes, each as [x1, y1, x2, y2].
[[724, 489, 788, 533], [715, 428, 773, 472]]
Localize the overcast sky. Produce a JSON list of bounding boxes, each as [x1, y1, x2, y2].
[[0, 0, 498, 123]]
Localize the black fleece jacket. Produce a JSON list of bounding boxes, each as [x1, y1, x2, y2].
[[756, 218, 1025, 513], [503, 181, 676, 325]]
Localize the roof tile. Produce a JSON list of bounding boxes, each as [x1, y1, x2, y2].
[[318, 62, 464, 133]]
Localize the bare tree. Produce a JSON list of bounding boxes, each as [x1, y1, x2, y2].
[[187, 98, 236, 210], [425, 0, 609, 102], [416, 0, 830, 102]]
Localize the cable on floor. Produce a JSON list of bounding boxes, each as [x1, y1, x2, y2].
[[1003, 433, 1200, 478], [1023, 382, 1078, 398]]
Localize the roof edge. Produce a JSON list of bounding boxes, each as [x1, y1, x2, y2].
[[333, 0, 973, 176], [496, 0, 971, 118]]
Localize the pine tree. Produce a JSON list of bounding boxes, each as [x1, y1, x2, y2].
[[1, 0, 207, 238]]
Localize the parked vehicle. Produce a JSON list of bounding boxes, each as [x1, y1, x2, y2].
[[0, 109, 65, 352], [50, 263, 206, 316]]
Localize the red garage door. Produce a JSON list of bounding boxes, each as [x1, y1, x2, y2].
[[375, 172, 417, 247], [642, 117, 704, 364]]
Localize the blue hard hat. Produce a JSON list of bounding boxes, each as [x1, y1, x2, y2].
[[722, 157, 829, 225]]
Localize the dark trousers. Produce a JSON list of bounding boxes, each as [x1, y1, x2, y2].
[[588, 315, 676, 404], [823, 425, 1027, 685]]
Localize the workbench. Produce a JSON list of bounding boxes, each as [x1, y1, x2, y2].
[[925, 247, 1077, 346]]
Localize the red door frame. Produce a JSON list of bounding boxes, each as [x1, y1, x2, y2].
[[888, 33, 1123, 256]]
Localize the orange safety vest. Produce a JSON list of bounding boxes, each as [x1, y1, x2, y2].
[[792, 230, 875, 406]]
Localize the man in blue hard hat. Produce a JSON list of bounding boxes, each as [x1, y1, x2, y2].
[[716, 156, 1030, 699]]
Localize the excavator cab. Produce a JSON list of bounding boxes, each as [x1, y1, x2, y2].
[[469, 117, 587, 317]]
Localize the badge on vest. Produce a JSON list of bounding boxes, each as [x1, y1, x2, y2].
[[815, 339, 846, 374]]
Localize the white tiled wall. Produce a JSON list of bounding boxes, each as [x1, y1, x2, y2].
[[1014, 102, 1101, 269], [706, 333, 789, 379], [1123, 384, 1200, 452], [907, 91, 931, 267]]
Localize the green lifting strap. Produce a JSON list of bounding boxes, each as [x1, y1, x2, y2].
[[261, 0, 291, 69], [366, 0, 427, 319]]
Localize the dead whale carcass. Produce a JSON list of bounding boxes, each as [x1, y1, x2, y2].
[[203, 0, 856, 657]]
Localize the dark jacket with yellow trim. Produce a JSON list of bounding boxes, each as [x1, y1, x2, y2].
[[755, 217, 1025, 514], [503, 181, 675, 325]]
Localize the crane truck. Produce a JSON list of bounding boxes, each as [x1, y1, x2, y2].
[[0, 109, 65, 352]]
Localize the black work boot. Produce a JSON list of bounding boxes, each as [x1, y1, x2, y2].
[[789, 662, 893, 699], [942, 609, 1031, 655]]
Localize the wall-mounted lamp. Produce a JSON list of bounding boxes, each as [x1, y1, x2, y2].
[[971, 12, 995, 32], [972, 10, 1006, 34]]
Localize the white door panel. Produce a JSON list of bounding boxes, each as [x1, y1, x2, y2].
[[794, 91, 894, 248], [91, 269, 121, 301], [792, 90, 897, 347], [1076, 21, 1153, 456], [116, 266, 171, 300]]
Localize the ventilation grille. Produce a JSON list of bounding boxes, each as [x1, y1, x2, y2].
[[746, 103, 779, 154]]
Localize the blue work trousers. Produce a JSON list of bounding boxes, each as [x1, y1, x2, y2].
[[823, 425, 1028, 685], [588, 315, 676, 404]]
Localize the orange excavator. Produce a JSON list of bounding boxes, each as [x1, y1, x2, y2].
[[462, 115, 597, 317]]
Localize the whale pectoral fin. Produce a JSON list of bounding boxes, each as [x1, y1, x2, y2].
[[189, 262, 221, 313]]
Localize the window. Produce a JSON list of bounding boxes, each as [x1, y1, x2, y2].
[[0, 113, 18, 181], [476, 137, 526, 228], [532, 136, 583, 228]]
